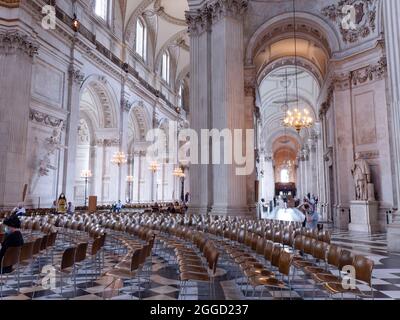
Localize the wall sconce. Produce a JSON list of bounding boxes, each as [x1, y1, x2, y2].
[[72, 14, 80, 32]]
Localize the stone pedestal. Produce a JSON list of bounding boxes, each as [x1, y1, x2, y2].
[[349, 200, 379, 232]]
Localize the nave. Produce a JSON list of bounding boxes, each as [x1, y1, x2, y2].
[[1, 210, 399, 300]]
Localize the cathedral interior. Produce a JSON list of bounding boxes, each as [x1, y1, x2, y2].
[[1, 0, 400, 301]]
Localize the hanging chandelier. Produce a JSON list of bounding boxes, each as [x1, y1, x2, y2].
[[283, 107, 313, 133], [282, 0, 314, 133], [173, 166, 185, 178], [111, 151, 127, 166], [149, 160, 160, 173]]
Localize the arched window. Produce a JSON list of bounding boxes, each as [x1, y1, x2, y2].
[[135, 18, 147, 60], [178, 83, 184, 108], [280, 168, 290, 183], [161, 51, 170, 84], [95, 0, 110, 21]]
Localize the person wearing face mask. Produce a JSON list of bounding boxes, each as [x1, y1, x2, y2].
[[0, 214, 24, 274]]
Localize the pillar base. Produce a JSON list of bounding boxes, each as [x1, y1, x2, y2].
[[349, 200, 379, 233], [388, 224, 400, 252], [210, 205, 253, 217], [187, 205, 210, 216]]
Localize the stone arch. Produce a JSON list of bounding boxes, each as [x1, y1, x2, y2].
[[128, 101, 152, 144], [80, 75, 119, 130], [245, 12, 341, 65]]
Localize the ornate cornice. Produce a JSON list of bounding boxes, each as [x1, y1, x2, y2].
[[322, 0, 377, 43], [0, 31, 39, 57], [68, 66, 85, 85], [29, 109, 65, 130], [351, 57, 387, 86], [0, 0, 19, 8]]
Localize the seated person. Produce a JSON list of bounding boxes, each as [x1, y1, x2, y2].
[[12, 203, 26, 217], [0, 215, 24, 274]]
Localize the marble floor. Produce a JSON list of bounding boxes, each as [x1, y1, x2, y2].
[[0, 230, 399, 300]]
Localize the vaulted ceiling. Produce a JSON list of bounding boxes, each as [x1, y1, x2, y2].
[[117, 0, 190, 81]]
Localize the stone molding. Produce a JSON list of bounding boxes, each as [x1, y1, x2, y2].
[[95, 138, 120, 147], [29, 109, 65, 130], [0, 0, 20, 8], [0, 31, 39, 57]]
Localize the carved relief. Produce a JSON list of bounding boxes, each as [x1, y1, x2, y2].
[[77, 119, 90, 144], [351, 57, 387, 86], [29, 109, 65, 129], [322, 0, 377, 43]]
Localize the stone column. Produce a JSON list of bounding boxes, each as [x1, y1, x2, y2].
[[0, 31, 38, 207], [93, 140, 104, 202], [244, 66, 257, 216], [185, 6, 213, 215], [383, 0, 400, 251], [264, 154, 275, 203], [209, 0, 249, 216], [62, 63, 85, 201]]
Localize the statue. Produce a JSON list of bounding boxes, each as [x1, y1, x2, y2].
[[351, 152, 374, 201]]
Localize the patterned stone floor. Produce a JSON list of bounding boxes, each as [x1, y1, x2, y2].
[[0, 229, 399, 300]]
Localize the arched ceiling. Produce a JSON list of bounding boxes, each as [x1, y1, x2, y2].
[[259, 66, 319, 152]]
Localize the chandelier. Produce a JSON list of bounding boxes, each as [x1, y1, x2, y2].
[[149, 160, 160, 173], [282, 0, 314, 133], [173, 167, 185, 178], [283, 107, 313, 133], [111, 151, 127, 165], [80, 169, 92, 178], [283, 159, 295, 168]]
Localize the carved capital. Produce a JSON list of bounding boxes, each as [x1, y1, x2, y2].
[[121, 98, 133, 112], [68, 66, 85, 85], [185, 6, 211, 36], [208, 0, 249, 24], [0, 31, 39, 57]]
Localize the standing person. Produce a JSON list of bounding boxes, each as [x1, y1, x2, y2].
[[57, 193, 67, 214], [184, 192, 190, 204], [298, 202, 310, 228], [257, 199, 265, 219], [50, 200, 57, 214], [306, 209, 319, 230], [0, 215, 24, 274], [67, 202, 75, 215]]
